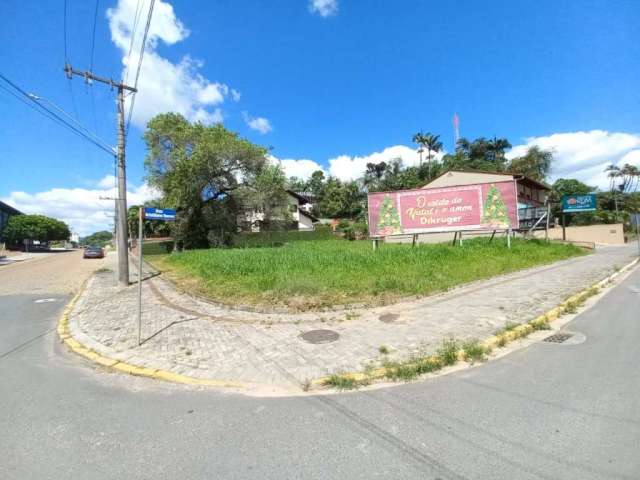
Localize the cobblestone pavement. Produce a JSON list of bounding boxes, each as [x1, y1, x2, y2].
[[67, 245, 638, 393]]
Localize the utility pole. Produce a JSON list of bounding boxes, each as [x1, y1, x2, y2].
[[65, 64, 136, 287]]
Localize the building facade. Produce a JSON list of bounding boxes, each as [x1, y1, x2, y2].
[[0, 200, 23, 243], [238, 190, 317, 232]]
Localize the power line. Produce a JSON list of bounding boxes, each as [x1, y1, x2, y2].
[[0, 72, 115, 156], [125, 0, 156, 138], [123, 0, 145, 85], [89, 0, 100, 72]]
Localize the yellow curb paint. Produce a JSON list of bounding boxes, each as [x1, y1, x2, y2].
[[57, 274, 248, 390], [314, 256, 639, 390]]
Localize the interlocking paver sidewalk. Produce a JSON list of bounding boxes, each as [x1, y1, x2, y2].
[[67, 245, 638, 393]]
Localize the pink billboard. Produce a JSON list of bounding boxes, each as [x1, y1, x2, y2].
[[367, 181, 518, 237]]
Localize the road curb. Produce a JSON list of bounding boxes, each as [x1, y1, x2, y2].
[[57, 277, 249, 390], [311, 255, 640, 388], [59, 256, 638, 393]]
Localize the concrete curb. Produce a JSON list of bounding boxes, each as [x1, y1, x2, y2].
[[311, 256, 640, 388], [57, 279, 249, 390], [59, 256, 639, 393]]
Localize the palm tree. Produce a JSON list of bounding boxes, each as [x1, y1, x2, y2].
[[423, 134, 443, 178], [488, 136, 512, 171], [412, 132, 427, 167], [604, 164, 622, 221]]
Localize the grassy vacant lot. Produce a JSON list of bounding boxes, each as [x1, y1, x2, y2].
[[145, 234, 586, 311]]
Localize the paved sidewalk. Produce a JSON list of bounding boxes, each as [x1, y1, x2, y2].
[[67, 245, 637, 393]]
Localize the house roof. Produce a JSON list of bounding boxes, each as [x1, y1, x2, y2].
[[298, 208, 319, 222], [0, 200, 22, 216], [285, 190, 311, 204], [423, 169, 550, 191]]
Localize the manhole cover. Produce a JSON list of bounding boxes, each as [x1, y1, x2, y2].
[[543, 332, 574, 343], [379, 313, 399, 323], [299, 329, 339, 344]]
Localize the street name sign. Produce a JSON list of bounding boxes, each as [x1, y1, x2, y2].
[[561, 194, 596, 213], [144, 208, 176, 221]]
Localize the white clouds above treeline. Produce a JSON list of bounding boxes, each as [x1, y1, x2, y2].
[[276, 130, 640, 189], [506, 130, 640, 189], [106, 0, 269, 131], [1, 176, 159, 237]]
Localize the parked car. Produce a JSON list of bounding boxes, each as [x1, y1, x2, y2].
[[83, 246, 105, 259]]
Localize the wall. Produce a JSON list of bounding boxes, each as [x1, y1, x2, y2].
[[533, 223, 625, 245]]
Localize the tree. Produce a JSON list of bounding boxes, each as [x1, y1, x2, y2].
[[239, 164, 292, 231], [412, 132, 427, 167], [144, 113, 275, 248], [412, 132, 442, 179], [81, 230, 113, 247], [316, 177, 365, 219], [2, 215, 70, 245], [423, 133, 443, 178], [487, 136, 512, 171], [507, 146, 553, 182]]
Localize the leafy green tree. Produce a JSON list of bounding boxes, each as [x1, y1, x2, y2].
[[307, 170, 326, 198], [412, 132, 442, 179], [144, 113, 275, 248], [240, 164, 292, 231], [507, 146, 553, 182], [2, 215, 70, 245], [81, 230, 113, 247], [317, 177, 365, 219], [487, 136, 512, 171]]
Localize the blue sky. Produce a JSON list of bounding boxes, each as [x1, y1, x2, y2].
[[1, 0, 639, 235]]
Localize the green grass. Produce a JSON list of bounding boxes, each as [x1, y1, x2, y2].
[[146, 237, 586, 310]]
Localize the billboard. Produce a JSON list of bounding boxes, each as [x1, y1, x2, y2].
[[367, 181, 518, 237], [561, 194, 596, 213]]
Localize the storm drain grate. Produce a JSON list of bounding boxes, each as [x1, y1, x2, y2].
[[299, 329, 340, 344], [543, 332, 574, 344]]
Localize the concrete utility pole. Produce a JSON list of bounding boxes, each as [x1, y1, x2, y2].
[[65, 64, 137, 287]]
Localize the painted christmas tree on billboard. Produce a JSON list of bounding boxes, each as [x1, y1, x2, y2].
[[482, 184, 510, 227], [377, 194, 402, 235]]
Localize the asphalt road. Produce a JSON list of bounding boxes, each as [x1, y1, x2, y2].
[[1, 254, 639, 480]]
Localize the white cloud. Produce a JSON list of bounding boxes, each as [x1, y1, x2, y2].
[[230, 89, 241, 102], [269, 155, 325, 180], [506, 130, 640, 189], [107, 0, 235, 128], [242, 112, 273, 134], [328, 145, 444, 181], [1, 179, 160, 237], [309, 0, 338, 17]]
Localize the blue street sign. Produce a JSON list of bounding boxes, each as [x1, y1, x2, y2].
[[561, 194, 596, 213], [144, 207, 176, 221]]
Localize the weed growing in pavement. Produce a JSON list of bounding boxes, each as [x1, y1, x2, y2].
[[437, 337, 460, 366], [496, 321, 520, 336], [530, 316, 551, 331], [323, 373, 369, 390], [378, 345, 389, 355], [302, 379, 311, 392], [462, 339, 488, 363], [496, 335, 507, 347], [95, 267, 112, 273]]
